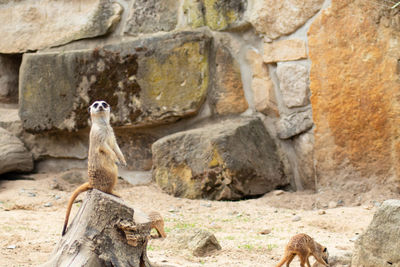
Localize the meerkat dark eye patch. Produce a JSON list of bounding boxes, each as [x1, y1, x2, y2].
[[93, 103, 99, 108], [101, 102, 108, 108]]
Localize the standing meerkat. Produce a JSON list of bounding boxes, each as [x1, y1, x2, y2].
[[62, 100, 126, 236], [275, 233, 329, 267]]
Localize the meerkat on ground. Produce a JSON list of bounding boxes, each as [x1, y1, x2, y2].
[[275, 233, 329, 267], [148, 211, 167, 238], [62, 100, 126, 236]]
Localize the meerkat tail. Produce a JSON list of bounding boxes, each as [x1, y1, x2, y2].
[[62, 182, 91, 236]]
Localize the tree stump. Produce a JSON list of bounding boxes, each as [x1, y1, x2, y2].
[[43, 189, 152, 267]]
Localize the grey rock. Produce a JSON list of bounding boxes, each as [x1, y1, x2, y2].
[[277, 62, 310, 108], [292, 215, 301, 222], [352, 199, 400, 267], [152, 117, 287, 200], [187, 229, 222, 257], [292, 131, 315, 189], [0, 0, 122, 53], [0, 127, 33, 175], [44, 202, 52, 207], [0, 54, 21, 103], [124, 0, 180, 35], [19, 30, 211, 132], [276, 109, 313, 139]]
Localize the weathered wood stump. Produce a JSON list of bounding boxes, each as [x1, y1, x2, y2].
[[43, 189, 152, 267]]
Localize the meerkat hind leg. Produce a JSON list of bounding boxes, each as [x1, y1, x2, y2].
[[286, 254, 295, 266]]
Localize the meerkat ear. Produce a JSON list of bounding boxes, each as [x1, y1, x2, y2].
[[323, 247, 327, 252], [88, 106, 91, 113]]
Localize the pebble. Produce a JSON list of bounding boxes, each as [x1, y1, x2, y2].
[[7, 244, 16, 249], [318, 210, 326, 215], [259, 229, 271, 235], [44, 202, 53, 207], [292, 215, 301, 222], [28, 192, 36, 197], [201, 202, 212, 208], [55, 195, 61, 200]]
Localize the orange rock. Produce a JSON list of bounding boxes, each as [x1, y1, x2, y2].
[[211, 45, 248, 115], [308, 0, 400, 183]]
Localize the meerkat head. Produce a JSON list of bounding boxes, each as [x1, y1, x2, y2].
[[89, 100, 111, 124], [321, 246, 329, 264]]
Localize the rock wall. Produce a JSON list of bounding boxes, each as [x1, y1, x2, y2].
[[1, 0, 399, 198]]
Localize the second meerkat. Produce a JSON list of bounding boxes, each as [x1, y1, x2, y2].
[[62, 100, 126, 236]]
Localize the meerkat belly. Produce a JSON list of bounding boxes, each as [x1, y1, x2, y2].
[[88, 158, 118, 193]]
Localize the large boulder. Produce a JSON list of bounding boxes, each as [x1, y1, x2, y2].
[[352, 199, 400, 267], [0, 0, 122, 53], [19, 30, 211, 132], [152, 117, 287, 200], [0, 127, 33, 175], [308, 0, 400, 182]]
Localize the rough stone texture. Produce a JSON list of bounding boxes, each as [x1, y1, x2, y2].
[[43, 190, 152, 267], [0, 107, 22, 136], [152, 117, 287, 200], [263, 39, 307, 63], [124, 0, 180, 35], [188, 229, 222, 257], [19, 31, 211, 132], [277, 62, 310, 108], [210, 44, 248, 115], [22, 132, 88, 160], [308, 0, 400, 182], [0, 0, 122, 53], [115, 130, 158, 171], [293, 131, 315, 190], [352, 199, 400, 267], [0, 127, 33, 175], [0, 54, 21, 103], [182, 0, 248, 31], [249, 0, 324, 39], [246, 49, 279, 117], [276, 109, 313, 139]]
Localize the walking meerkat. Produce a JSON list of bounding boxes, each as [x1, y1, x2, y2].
[[148, 211, 167, 238], [62, 100, 126, 236], [275, 233, 329, 267]]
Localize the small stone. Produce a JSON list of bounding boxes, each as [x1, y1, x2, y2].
[[55, 195, 61, 200], [337, 199, 344, 206], [188, 229, 222, 257], [259, 229, 271, 235], [28, 192, 36, 197], [292, 215, 301, 222], [328, 201, 337, 209], [7, 244, 16, 249], [318, 210, 326, 215], [273, 190, 284, 196], [201, 203, 212, 208], [44, 202, 52, 207]]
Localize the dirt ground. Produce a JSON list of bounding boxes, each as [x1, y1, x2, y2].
[[0, 171, 398, 267]]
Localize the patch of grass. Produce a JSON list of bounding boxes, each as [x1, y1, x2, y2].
[[238, 244, 254, 250], [266, 243, 278, 251], [174, 222, 196, 230], [225, 235, 235, 240]]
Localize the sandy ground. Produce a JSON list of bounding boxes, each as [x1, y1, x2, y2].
[[0, 171, 398, 267]]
